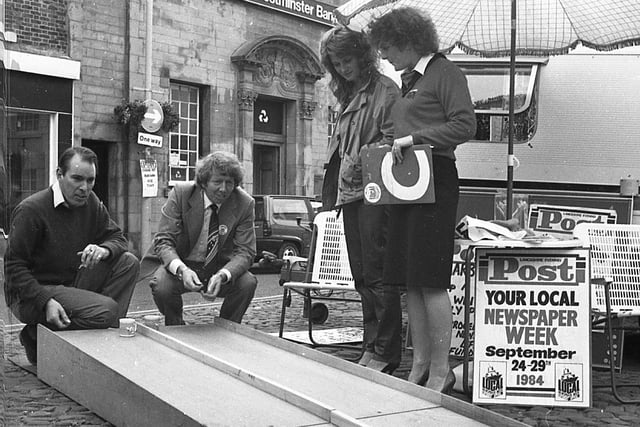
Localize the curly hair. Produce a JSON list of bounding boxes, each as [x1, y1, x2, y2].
[[320, 26, 381, 106], [367, 7, 439, 56], [195, 151, 244, 187]]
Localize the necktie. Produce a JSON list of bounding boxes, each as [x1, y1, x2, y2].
[[204, 205, 219, 267], [401, 70, 421, 96]]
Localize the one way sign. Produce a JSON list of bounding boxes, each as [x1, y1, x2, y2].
[[141, 99, 164, 133]]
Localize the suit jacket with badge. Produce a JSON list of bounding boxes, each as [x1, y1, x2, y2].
[[138, 182, 256, 283]]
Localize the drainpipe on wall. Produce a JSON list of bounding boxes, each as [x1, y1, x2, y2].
[[121, 0, 132, 237], [140, 0, 154, 254]]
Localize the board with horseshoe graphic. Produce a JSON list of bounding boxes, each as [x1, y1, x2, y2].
[[361, 145, 435, 205]]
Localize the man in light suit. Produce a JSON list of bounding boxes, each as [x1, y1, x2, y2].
[[138, 151, 257, 325]]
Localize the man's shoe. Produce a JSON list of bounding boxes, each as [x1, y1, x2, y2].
[[19, 325, 37, 365]]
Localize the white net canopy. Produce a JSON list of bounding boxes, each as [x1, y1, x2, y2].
[[336, 0, 640, 57]]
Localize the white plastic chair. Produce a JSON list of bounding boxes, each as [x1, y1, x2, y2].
[[573, 222, 640, 403], [278, 210, 361, 349]]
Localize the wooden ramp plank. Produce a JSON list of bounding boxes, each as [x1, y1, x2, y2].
[[37, 326, 327, 427], [206, 320, 527, 427], [156, 324, 440, 419], [135, 325, 364, 424], [38, 321, 526, 427], [360, 408, 493, 426]]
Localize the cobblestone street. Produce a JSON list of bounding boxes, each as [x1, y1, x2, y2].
[[3, 294, 640, 426]]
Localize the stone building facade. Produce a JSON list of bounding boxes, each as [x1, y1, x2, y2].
[[1, 0, 340, 255]]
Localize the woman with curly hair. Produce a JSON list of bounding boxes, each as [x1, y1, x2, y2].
[[320, 26, 403, 372], [368, 8, 477, 393]]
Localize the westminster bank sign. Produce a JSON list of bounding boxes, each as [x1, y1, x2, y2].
[[243, 0, 337, 26]]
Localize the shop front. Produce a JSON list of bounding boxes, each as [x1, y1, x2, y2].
[[0, 50, 80, 232]]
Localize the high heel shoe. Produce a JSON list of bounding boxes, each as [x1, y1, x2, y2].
[[441, 369, 456, 395], [382, 362, 399, 375], [418, 370, 430, 386], [366, 357, 399, 375], [408, 369, 429, 386], [425, 369, 456, 395], [358, 351, 374, 366]]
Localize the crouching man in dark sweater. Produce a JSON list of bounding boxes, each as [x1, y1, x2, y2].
[[4, 146, 139, 365]]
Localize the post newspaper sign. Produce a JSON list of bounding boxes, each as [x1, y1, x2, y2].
[[472, 247, 591, 407], [527, 204, 617, 238]]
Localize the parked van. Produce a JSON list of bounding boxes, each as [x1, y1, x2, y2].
[[448, 45, 640, 222], [253, 195, 315, 259]]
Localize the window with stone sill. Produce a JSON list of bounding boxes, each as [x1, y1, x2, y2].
[[169, 82, 200, 185], [1, 109, 57, 231], [457, 63, 540, 144]]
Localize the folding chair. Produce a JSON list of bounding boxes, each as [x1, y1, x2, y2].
[[573, 222, 640, 403], [278, 210, 362, 350]]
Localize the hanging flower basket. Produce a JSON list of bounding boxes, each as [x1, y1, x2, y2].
[[160, 102, 180, 132], [114, 99, 180, 133]]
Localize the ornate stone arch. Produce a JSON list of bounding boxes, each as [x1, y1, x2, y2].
[[231, 35, 323, 195], [232, 35, 323, 96]]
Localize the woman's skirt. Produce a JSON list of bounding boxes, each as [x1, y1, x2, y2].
[[383, 156, 459, 289]]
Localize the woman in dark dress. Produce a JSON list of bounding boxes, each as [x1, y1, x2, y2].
[[368, 7, 476, 393]]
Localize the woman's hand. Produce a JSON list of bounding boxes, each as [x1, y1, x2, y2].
[[391, 136, 413, 164]]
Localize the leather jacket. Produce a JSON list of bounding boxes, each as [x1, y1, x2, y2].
[[322, 74, 399, 209]]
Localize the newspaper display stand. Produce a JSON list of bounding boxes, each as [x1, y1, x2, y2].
[[457, 217, 586, 397], [471, 247, 591, 407]]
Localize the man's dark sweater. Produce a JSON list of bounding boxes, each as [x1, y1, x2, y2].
[[4, 187, 127, 312]]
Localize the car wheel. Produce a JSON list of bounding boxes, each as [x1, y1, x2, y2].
[[278, 242, 300, 259]]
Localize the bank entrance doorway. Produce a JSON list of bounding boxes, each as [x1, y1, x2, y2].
[[253, 97, 285, 195]]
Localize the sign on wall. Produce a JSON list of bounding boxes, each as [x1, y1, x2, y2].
[[472, 248, 591, 407], [137, 132, 163, 147], [140, 159, 158, 198], [253, 98, 284, 134], [361, 145, 435, 205], [242, 0, 337, 26], [141, 99, 164, 133]]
